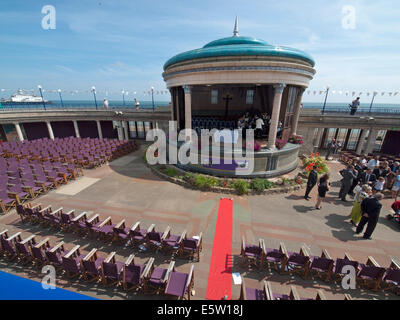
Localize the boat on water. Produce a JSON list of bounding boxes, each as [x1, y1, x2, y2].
[[0, 89, 52, 105]]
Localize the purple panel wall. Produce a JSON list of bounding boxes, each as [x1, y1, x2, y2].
[[77, 121, 98, 138], [22, 122, 49, 140], [100, 121, 118, 139], [51, 121, 75, 138], [381, 131, 400, 156]]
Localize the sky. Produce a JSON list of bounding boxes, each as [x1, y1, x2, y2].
[[0, 0, 399, 103]]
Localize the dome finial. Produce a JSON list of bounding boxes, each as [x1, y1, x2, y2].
[[233, 16, 239, 37]]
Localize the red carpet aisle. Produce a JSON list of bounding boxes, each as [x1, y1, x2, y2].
[[205, 198, 233, 300]]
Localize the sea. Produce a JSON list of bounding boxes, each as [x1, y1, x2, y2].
[[1, 100, 399, 113]]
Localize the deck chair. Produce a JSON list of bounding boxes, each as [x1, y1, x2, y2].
[[344, 294, 352, 300], [81, 248, 105, 282], [101, 252, 124, 287], [23, 203, 43, 224], [165, 264, 194, 300], [314, 290, 327, 300], [146, 224, 165, 252], [129, 221, 147, 247], [259, 240, 289, 274], [144, 259, 175, 295], [97, 217, 115, 242], [307, 249, 335, 282], [16, 204, 31, 223], [161, 228, 186, 256], [381, 259, 400, 295], [46, 241, 69, 270], [357, 256, 386, 291], [241, 237, 263, 269], [122, 254, 148, 291], [112, 219, 131, 245], [332, 253, 360, 283], [85, 214, 103, 238], [179, 232, 203, 262], [60, 210, 75, 232], [72, 211, 90, 236], [31, 237, 51, 267], [285, 246, 311, 278], [239, 279, 265, 300], [1, 232, 22, 261], [0, 229, 9, 257], [263, 281, 300, 300], [62, 245, 85, 279], [15, 234, 36, 265]]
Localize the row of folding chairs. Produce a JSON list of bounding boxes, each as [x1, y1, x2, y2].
[[241, 237, 400, 295], [16, 203, 203, 262], [239, 280, 353, 300], [0, 229, 194, 299]]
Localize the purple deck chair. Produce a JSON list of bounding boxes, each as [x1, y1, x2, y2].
[[62, 245, 85, 279], [165, 264, 194, 300], [112, 219, 131, 245], [333, 253, 360, 282], [129, 221, 147, 247], [31, 237, 52, 267], [308, 249, 335, 282], [241, 237, 263, 269], [285, 246, 311, 278], [146, 224, 164, 252], [81, 249, 105, 282], [239, 280, 266, 301], [357, 256, 386, 291], [85, 214, 103, 238], [122, 254, 147, 291], [15, 234, 36, 265], [382, 259, 400, 294], [1, 232, 21, 261], [101, 252, 124, 287], [72, 212, 90, 236], [0, 229, 9, 257], [144, 260, 175, 295], [0, 190, 16, 213], [179, 232, 202, 262], [161, 228, 186, 255], [60, 210, 75, 232], [45, 241, 69, 270], [97, 217, 115, 242]]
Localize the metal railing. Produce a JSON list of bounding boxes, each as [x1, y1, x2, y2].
[[309, 105, 400, 115]]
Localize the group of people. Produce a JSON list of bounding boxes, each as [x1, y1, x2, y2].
[[237, 112, 283, 139], [304, 152, 400, 239]]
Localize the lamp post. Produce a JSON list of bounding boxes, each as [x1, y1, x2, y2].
[[122, 89, 125, 107], [321, 85, 330, 114], [38, 85, 46, 110], [57, 89, 64, 108], [91, 86, 98, 110], [151, 87, 155, 112], [369, 92, 377, 114]]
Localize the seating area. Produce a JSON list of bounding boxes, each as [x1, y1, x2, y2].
[[340, 150, 400, 167], [241, 237, 400, 296], [15, 203, 203, 261], [192, 117, 236, 132], [0, 137, 138, 213], [0, 229, 195, 299]]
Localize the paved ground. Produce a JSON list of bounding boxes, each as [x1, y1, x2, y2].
[[0, 144, 399, 300]]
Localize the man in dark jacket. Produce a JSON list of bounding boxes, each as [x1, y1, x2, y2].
[[339, 165, 358, 201], [356, 193, 383, 239], [304, 166, 318, 200], [349, 160, 364, 196], [359, 168, 377, 185]]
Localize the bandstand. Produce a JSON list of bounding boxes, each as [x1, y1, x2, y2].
[[162, 20, 316, 178]]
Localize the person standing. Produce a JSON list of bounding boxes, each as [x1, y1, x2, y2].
[[391, 173, 400, 199], [367, 156, 380, 170], [315, 173, 330, 210], [304, 166, 318, 200], [359, 168, 377, 186], [349, 159, 364, 196], [339, 165, 358, 201], [350, 184, 371, 226], [350, 97, 360, 115], [355, 193, 384, 240], [255, 116, 264, 139], [103, 98, 109, 110], [325, 138, 336, 160]]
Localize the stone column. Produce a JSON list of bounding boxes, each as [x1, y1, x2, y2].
[[364, 128, 378, 154], [73, 120, 80, 138], [14, 123, 24, 141], [291, 87, 306, 135], [356, 129, 368, 155], [314, 127, 324, 151], [116, 121, 124, 141], [123, 121, 129, 140], [96, 120, 103, 139], [183, 85, 192, 131], [267, 83, 286, 149], [46, 121, 54, 140]]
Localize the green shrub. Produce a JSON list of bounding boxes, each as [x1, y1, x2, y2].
[[192, 175, 218, 190], [234, 180, 250, 195], [162, 167, 179, 177], [250, 179, 266, 192], [263, 179, 275, 189]]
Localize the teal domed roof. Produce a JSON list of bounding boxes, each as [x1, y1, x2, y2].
[[163, 35, 315, 70]]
